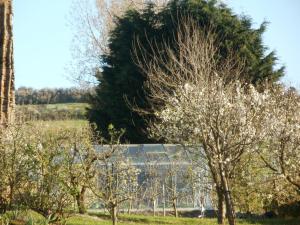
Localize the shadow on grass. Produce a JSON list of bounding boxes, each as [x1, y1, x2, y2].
[[88, 212, 300, 225], [239, 218, 300, 225], [89, 212, 175, 224]]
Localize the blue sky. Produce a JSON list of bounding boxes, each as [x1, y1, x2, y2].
[[13, 0, 300, 89]]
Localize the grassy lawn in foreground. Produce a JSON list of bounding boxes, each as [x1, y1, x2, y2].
[[66, 213, 300, 225], [2, 211, 299, 225]]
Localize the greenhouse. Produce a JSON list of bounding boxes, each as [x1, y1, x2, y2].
[[94, 144, 214, 213]]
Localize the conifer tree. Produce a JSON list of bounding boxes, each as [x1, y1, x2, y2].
[[88, 0, 284, 143]]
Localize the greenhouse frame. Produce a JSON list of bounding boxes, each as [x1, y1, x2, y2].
[[94, 144, 214, 213]]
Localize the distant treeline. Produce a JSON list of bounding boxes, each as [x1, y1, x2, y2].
[[15, 87, 93, 105]]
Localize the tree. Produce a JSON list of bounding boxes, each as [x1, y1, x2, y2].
[[134, 20, 268, 225], [143, 156, 162, 216], [230, 153, 272, 215], [84, 125, 140, 225], [0, 0, 15, 124], [69, 0, 168, 87], [0, 123, 35, 210], [15, 86, 92, 105], [88, 0, 284, 143], [0, 123, 74, 222], [261, 86, 300, 191], [21, 127, 73, 220], [60, 125, 98, 214]]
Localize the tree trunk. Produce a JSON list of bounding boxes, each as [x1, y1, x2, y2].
[[127, 199, 132, 215], [216, 186, 226, 225], [112, 205, 118, 225], [152, 199, 156, 217], [219, 165, 236, 225], [0, 0, 15, 125], [8, 182, 14, 209], [172, 198, 178, 218], [76, 187, 86, 214]]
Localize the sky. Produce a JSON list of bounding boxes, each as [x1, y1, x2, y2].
[[13, 0, 300, 89]]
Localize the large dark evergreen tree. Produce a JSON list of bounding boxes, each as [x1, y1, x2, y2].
[[88, 0, 284, 143]]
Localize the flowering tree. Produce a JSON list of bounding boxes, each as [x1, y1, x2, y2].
[[261, 86, 300, 192], [134, 20, 268, 225]]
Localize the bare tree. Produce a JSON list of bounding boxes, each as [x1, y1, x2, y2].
[[69, 0, 168, 87], [164, 161, 180, 217], [133, 19, 268, 225], [143, 156, 162, 216], [85, 125, 140, 225], [60, 125, 99, 214]]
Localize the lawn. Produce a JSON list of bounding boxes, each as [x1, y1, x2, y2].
[[66, 213, 300, 225], [2, 211, 299, 225]]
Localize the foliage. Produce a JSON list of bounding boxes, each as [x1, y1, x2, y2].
[[16, 126, 73, 219], [230, 154, 272, 214], [0, 123, 95, 222], [88, 0, 284, 143], [0, 124, 36, 210]]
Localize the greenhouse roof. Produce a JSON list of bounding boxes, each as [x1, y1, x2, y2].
[[95, 144, 199, 165]]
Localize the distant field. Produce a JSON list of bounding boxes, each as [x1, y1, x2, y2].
[[16, 103, 89, 121], [30, 119, 89, 129]]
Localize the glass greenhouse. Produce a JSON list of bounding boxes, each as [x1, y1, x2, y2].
[[93, 144, 214, 213]]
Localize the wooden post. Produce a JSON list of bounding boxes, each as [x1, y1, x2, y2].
[[162, 183, 166, 216]]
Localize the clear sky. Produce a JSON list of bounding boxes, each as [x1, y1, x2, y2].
[[13, 0, 300, 89]]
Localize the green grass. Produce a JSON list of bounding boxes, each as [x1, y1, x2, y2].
[[66, 213, 300, 225], [30, 119, 88, 129], [16, 103, 89, 121], [2, 211, 299, 225]]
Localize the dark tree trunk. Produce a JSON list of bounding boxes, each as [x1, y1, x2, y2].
[[76, 187, 87, 214], [0, 0, 15, 125], [216, 186, 226, 225]]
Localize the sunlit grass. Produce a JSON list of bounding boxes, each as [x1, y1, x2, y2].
[[66, 213, 300, 225], [30, 119, 88, 129], [1, 210, 299, 225]]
